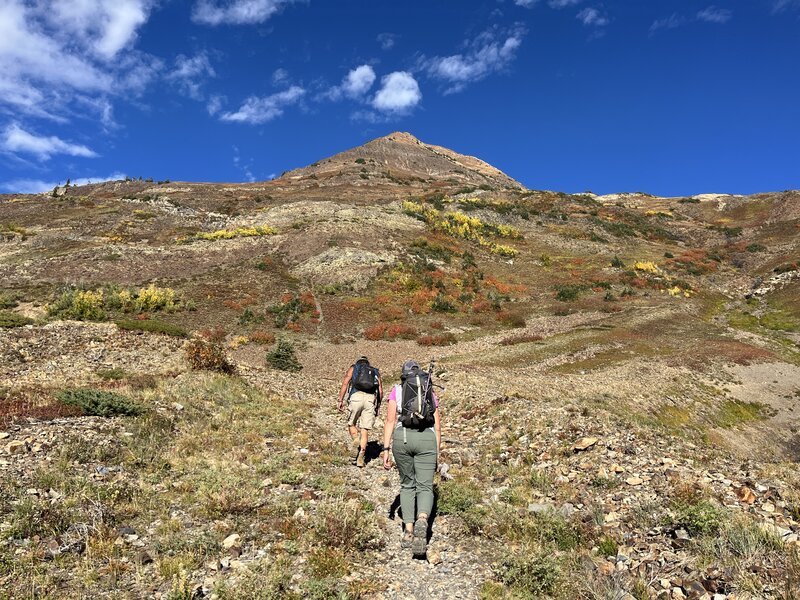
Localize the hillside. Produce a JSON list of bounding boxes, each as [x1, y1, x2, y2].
[[1, 134, 799, 599]]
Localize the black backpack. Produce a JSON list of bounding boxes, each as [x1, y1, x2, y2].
[[351, 359, 379, 394], [399, 367, 436, 429]]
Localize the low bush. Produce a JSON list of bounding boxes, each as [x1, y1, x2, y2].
[[96, 367, 127, 380], [185, 339, 235, 373], [746, 243, 766, 253], [116, 319, 188, 337], [311, 499, 382, 551], [555, 285, 584, 302], [494, 545, 565, 598], [49, 285, 186, 321], [266, 339, 302, 372], [496, 310, 526, 328], [670, 499, 723, 536], [0, 311, 33, 328], [499, 334, 542, 346], [417, 333, 456, 346], [57, 388, 143, 417], [179, 225, 276, 243], [248, 330, 276, 345]]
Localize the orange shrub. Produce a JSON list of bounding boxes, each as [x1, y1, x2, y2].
[[199, 327, 227, 343], [386, 324, 417, 339], [364, 323, 387, 340], [185, 339, 234, 373]]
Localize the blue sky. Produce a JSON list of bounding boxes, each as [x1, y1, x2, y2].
[[1, 0, 798, 196]]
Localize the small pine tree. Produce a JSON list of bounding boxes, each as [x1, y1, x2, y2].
[[65, 178, 71, 188], [266, 339, 302, 372]]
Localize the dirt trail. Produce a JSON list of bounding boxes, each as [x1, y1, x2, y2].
[[247, 349, 492, 599]]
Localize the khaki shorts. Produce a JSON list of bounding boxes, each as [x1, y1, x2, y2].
[[347, 391, 376, 430]]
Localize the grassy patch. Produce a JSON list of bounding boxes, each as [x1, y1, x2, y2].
[[712, 400, 765, 428]]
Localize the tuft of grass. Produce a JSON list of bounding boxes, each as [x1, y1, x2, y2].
[[597, 535, 618, 557], [0, 292, 18, 309], [57, 388, 143, 417], [117, 319, 188, 337], [670, 499, 723, 536], [311, 499, 383, 551]]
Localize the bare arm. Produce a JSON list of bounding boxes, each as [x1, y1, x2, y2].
[[382, 398, 397, 469], [338, 366, 353, 409], [433, 407, 441, 453]]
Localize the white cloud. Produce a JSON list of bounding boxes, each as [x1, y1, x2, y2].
[[422, 27, 525, 93], [220, 85, 305, 124], [342, 65, 376, 97], [513, 0, 538, 6], [192, 0, 294, 25], [697, 6, 732, 23], [371, 72, 421, 113], [0, 0, 157, 122], [549, 0, 581, 7], [1, 123, 98, 160], [43, 0, 153, 60], [167, 53, 216, 100], [577, 7, 609, 26], [377, 32, 398, 50], [1, 172, 127, 194], [650, 13, 684, 33]]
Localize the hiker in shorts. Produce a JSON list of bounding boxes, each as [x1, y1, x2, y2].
[[382, 360, 441, 556], [338, 356, 383, 468]]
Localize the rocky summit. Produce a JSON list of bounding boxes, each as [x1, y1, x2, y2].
[[1, 133, 799, 599]]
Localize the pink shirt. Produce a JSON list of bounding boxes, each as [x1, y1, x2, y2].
[[389, 385, 439, 408]]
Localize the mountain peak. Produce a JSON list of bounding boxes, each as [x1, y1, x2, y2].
[[278, 132, 524, 195]]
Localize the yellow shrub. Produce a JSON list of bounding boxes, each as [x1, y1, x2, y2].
[[133, 285, 178, 312], [180, 225, 276, 243], [634, 261, 659, 274]]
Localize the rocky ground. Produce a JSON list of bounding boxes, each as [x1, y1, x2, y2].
[[1, 133, 798, 598]]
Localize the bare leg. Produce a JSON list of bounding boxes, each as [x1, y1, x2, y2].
[[348, 425, 359, 442], [359, 428, 368, 451]]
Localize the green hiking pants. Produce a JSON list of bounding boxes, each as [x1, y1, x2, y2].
[[392, 426, 438, 525]]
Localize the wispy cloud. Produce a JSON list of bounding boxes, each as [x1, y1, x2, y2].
[[771, 0, 800, 13], [377, 32, 398, 50], [1, 172, 127, 194], [192, 0, 295, 25], [1, 123, 98, 160], [697, 6, 732, 23], [371, 72, 421, 113], [513, 0, 538, 6], [549, 0, 582, 8], [650, 13, 685, 33], [167, 53, 216, 100], [220, 86, 305, 124], [577, 7, 609, 27], [421, 26, 525, 94]]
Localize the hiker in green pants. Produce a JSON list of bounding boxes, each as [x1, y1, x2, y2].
[[382, 360, 441, 556]]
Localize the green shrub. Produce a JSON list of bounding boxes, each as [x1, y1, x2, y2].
[[495, 546, 564, 598], [610, 255, 625, 268], [437, 479, 482, 516], [555, 284, 584, 302], [57, 388, 143, 417], [267, 340, 302, 372], [117, 319, 188, 337], [746, 243, 766, 253], [671, 500, 723, 536], [0, 311, 33, 328]]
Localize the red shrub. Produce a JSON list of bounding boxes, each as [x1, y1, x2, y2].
[[249, 331, 275, 345], [386, 324, 417, 339], [417, 333, 456, 346], [364, 323, 388, 340]]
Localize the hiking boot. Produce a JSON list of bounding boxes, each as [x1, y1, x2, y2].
[[401, 530, 413, 549], [356, 449, 366, 468], [412, 517, 428, 556]]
